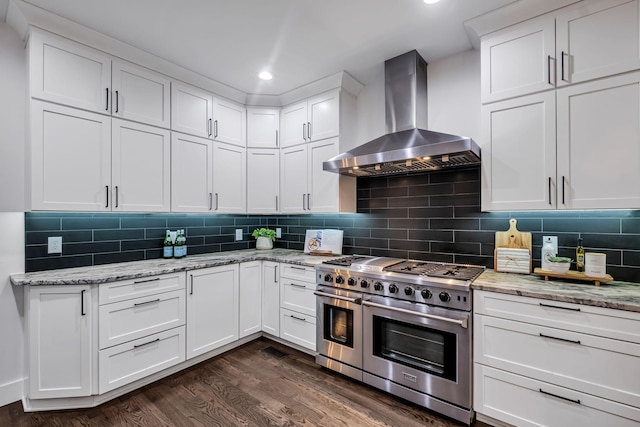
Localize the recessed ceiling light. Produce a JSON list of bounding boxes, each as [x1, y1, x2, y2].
[[423, 0, 440, 4], [258, 71, 273, 80]]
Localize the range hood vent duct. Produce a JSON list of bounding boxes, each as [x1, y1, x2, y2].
[[323, 50, 480, 177]]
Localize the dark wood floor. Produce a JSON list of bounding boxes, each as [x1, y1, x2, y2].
[[0, 338, 492, 426]]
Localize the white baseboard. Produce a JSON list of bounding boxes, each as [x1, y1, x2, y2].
[[0, 377, 24, 408]]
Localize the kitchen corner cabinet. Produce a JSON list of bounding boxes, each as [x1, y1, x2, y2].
[[239, 261, 262, 338], [29, 30, 170, 127], [26, 285, 94, 399], [280, 90, 340, 147], [247, 108, 280, 148], [481, 0, 640, 104], [261, 261, 280, 336], [247, 149, 280, 214], [473, 290, 640, 427], [212, 142, 246, 213], [186, 265, 239, 359], [171, 82, 246, 146]]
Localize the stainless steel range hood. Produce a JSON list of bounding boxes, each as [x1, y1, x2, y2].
[[323, 50, 480, 177]]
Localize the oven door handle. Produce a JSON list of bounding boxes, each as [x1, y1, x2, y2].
[[314, 291, 362, 304], [362, 300, 468, 329]]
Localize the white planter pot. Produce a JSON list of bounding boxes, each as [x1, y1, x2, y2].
[[256, 236, 273, 250]]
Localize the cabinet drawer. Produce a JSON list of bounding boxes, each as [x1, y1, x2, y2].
[[281, 281, 315, 317], [98, 326, 185, 394], [99, 290, 185, 349], [474, 364, 640, 427], [99, 273, 185, 305], [280, 264, 315, 283], [280, 308, 316, 351], [474, 290, 640, 343], [475, 314, 640, 407]]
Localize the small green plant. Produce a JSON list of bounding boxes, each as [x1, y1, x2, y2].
[[251, 228, 276, 241]]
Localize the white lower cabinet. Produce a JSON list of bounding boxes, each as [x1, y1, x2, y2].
[[279, 264, 316, 351], [262, 261, 280, 336], [280, 308, 316, 351], [186, 265, 239, 359], [239, 261, 262, 338], [474, 290, 640, 426], [26, 285, 93, 399]]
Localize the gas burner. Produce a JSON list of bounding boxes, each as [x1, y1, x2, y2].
[[384, 261, 484, 281], [321, 255, 368, 267]]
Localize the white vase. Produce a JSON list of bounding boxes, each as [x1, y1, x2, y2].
[[256, 236, 273, 250]]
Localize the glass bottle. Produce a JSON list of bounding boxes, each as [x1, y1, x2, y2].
[[163, 230, 173, 259], [576, 237, 585, 272]]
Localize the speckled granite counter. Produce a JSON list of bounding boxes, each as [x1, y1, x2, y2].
[[473, 269, 640, 313], [10, 249, 339, 286]]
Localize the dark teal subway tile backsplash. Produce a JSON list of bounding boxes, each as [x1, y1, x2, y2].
[[24, 168, 640, 282]]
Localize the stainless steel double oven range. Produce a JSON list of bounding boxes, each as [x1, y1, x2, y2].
[[314, 256, 484, 425]]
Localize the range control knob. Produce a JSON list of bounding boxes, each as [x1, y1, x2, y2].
[[404, 287, 413, 296], [360, 280, 369, 288], [374, 281, 383, 291], [439, 291, 451, 302], [335, 276, 345, 284], [347, 277, 357, 286], [388, 284, 398, 294], [421, 289, 433, 299], [324, 274, 333, 282]]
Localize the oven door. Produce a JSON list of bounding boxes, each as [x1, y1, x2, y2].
[[362, 295, 472, 410], [315, 286, 363, 380]]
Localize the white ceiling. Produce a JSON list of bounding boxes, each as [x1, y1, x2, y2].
[[20, 0, 516, 96]]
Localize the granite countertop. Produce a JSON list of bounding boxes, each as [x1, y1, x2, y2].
[[10, 249, 340, 286], [473, 269, 640, 313]]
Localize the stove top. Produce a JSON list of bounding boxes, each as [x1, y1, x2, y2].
[[383, 261, 484, 281]]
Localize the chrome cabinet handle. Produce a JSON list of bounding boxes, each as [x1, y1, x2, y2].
[[302, 123, 306, 141], [275, 129, 279, 147], [290, 315, 306, 322], [289, 282, 306, 288], [562, 176, 566, 205], [80, 289, 86, 316], [115, 90, 119, 113], [105, 185, 109, 208], [133, 277, 160, 285], [307, 121, 311, 140], [115, 186, 119, 208], [307, 193, 311, 210], [561, 51, 568, 82], [539, 333, 581, 345], [209, 192, 213, 210], [214, 120, 218, 138], [208, 118, 212, 137], [190, 274, 194, 295], [275, 195, 278, 211], [539, 302, 581, 312], [363, 300, 468, 328], [274, 265, 278, 283], [539, 389, 580, 405], [105, 88, 109, 111], [314, 291, 362, 304], [215, 193, 219, 210], [547, 55, 552, 85], [134, 338, 160, 349], [302, 194, 307, 210], [134, 298, 160, 307]]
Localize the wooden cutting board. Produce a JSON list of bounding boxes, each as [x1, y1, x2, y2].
[[495, 218, 532, 250]]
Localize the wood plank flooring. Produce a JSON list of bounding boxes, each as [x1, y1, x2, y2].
[[0, 338, 492, 426]]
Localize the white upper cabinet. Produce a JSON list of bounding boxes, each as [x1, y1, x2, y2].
[[280, 144, 309, 213], [212, 98, 246, 147], [247, 149, 280, 214], [171, 82, 213, 139], [481, 92, 557, 211], [212, 142, 246, 213], [556, 71, 640, 209], [29, 30, 111, 114], [307, 139, 340, 213], [481, 16, 556, 104], [247, 108, 280, 148], [280, 89, 340, 147], [111, 61, 171, 128], [556, 0, 640, 87], [171, 133, 213, 212]]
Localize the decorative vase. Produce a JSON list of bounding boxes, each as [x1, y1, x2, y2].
[[256, 236, 273, 250]]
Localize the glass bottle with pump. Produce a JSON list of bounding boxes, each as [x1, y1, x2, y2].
[[576, 238, 585, 272], [163, 230, 173, 259]]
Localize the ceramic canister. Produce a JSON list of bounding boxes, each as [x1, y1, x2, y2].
[[585, 252, 606, 277]]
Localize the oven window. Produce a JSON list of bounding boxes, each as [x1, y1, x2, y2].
[[372, 316, 456, 381], [323, 305, 354, 348]]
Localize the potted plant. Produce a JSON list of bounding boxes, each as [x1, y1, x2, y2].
[[252, 228, 276, 250]]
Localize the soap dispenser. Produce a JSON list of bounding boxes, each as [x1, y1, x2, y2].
[[541, 237, 556, 271]]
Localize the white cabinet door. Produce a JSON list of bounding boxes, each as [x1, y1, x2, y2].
[[212, 98, 246, 147], [31, 100, 111, 211], [239, 261, 262, 338], [29, 31, 111, 114], [280, 308, 316, 351], [481, 15, 556, 103], [247, 108, 279, 148], [212, 142, 246, 213], [557, 72, 640, 209], [307, 90, 340, 142], [112, 119, 171, 212], [111, 61, 171, 128], [481, 91, 557, 211], [307, 138, 339, 213], [186, 265, 239, 359], [27, 285, 92, 398], [171, 82, 212, 138], [280, 101, 307, 147], [556, 0, 640, 87], [247, 149, 279, 214], [262, 261, 280, 336], [280, 144, 308, 213], [171, 133, 213, 212]]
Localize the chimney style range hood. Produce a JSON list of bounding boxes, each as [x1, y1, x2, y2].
[[323, 50, 480, 177]]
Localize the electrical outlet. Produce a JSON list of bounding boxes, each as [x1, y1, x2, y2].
[[543, 235, 558, 254], [48, 236, 62, 254], [276, 228, 282, 238], [235, 229, 243, 241]]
